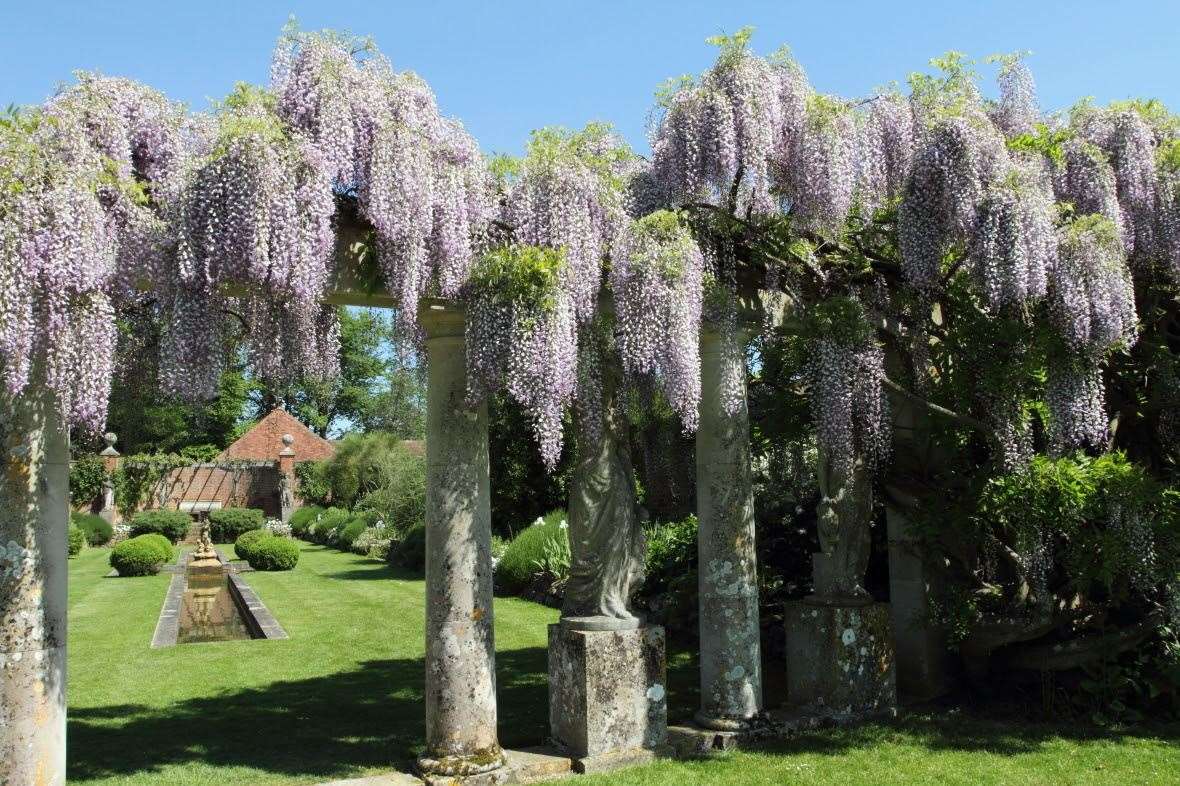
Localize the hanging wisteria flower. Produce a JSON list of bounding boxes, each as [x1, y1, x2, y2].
[[1053, 138, 1127, 246], [0, 107, 119, 433], [855, 91, 914, 214], [1043, 215, 1138, 453], [780, 94, 857, 234], [610, 210, 704, 430], [650, 29, 788, 215], [899, 113, 1008, 291], [271, 28, 494, 326], [1075, 105, 1159, 262], [168, 84, 337, 396], [991, 57, 1040, 138], [967, 156, 1056, 310], [805, 298, 890, 485], [465, 246, 576, 469], [1048, 215, 1138, 355], [503, 124, 633, 324]]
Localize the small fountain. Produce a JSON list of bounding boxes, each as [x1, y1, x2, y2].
[[177, 521, 250, 644]]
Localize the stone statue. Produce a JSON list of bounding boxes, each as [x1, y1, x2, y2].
[[278, 471, 294, 523], [813, 448, 873, 602], [561, 349, 645, 630], [190, 521, 220, 569], [100, 475, 115, 516]]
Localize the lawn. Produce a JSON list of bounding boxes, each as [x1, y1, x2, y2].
[[67, 541, 559, 785], [67, 542, 1180, 786]]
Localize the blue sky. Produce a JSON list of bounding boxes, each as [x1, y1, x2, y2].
[[2, 1, 1178, 156]]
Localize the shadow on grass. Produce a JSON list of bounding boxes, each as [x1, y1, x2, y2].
[[742, 710, 1180, 762], [68, 647, 550, 783]]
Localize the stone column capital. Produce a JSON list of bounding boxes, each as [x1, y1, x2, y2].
[[417, 298, 466, 341]]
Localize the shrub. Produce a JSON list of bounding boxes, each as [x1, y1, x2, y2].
[[497, 510, 568, 594], [294, 460, 331, 506], [71, 512, 113, 546], [353, 525, 392, 559], [110, 534, 174, 576], [69, 455, 107, 506], [68, 525, 85, 557], [309, 507, 349, 544], [338, 517, 368, 550], [289, 505, 323, 536], [246, 536, 300, 571], [390, 523, 427, 572], [208, 507, 264, 542], [309, 434, 426, 534], [129, 509, 192, 543], [234, 529, 273, 562]]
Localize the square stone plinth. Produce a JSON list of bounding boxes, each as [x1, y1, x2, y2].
[[548, 623, 667, 759], [785, 600, 897, 719]]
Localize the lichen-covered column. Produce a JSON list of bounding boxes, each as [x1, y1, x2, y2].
[[695, 326, 762, 730], [416, 300, 505, 778], [1, 385, 69, 786]]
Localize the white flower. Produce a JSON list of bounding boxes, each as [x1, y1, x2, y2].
[[841, 628, 856, 646], [558, 520, 568, 530], [646, 684, 666, 702]]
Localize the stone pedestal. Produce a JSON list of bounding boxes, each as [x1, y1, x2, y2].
[[1, 385, 69, 786], [417, 300, 504, 778], [785, 599, 896, 720], [548, 623, 667, 764], [886, 504, 951, 701], [695, 327, 762, 730]]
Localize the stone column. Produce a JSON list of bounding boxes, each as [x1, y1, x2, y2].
[[416, 299, 504, 779], [1, 385, 69, 786], [886, 491, 950, 701], [695, 326, 762, 730]]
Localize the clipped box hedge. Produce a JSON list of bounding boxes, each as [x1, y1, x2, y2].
[[110, 534, 175, 576], [246, 536, 300, 571], [234, 529, 272, 562], [129, 510, 192, 543], [71, 512, 113, 546], [208, 507, 264, 542]]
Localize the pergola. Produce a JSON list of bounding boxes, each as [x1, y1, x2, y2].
[[0, 215, 766, 784]]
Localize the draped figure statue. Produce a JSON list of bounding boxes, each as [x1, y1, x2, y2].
[[561, 339, 645, 630]]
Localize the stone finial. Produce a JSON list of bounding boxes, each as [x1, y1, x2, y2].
[[281, 433, 294, 447], [100, 431, 120, 457], [279, 433, 296, 458]]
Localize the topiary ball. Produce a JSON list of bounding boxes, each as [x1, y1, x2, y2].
[[68, 525, 85, 557], [110, 534, 175, 577], [234, 529, 273, 562], [246, 536, 300, 571]]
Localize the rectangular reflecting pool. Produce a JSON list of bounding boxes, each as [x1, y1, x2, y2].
[[177, 570, 253, 644]]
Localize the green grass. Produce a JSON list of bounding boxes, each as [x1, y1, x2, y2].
[[68, 543, 1180, 786], [67, 542, 558, 785], [560, 716, 1180, 785]]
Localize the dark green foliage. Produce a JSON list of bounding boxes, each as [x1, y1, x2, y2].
[[316, 433, 424, 514], [113, 455, 191, 516], [208, 507, 264, 542], [246, 536, 300, 571], [69, 455, 107, 506], [294, 461, 331, 506], [289, 505, 323, 535], [496, 510, 568, 594], [129, 509, 192, 543], [234, 529, 273, 562], [71, 512, 113, 546], [110, 534, 174, 576], [338, 518, 367, 549], [390, 523, 426, 572], [640, 515, 699, 630], [488, 394, 570, 539], [68, 525, 85, 557], [310, 507, 350, 544]]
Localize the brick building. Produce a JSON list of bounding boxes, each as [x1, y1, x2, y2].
[[161, 409, 337, 517]]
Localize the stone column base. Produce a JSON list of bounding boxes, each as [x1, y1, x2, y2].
[[784, 599, 897, 719], [548, 623, 667, 759]]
